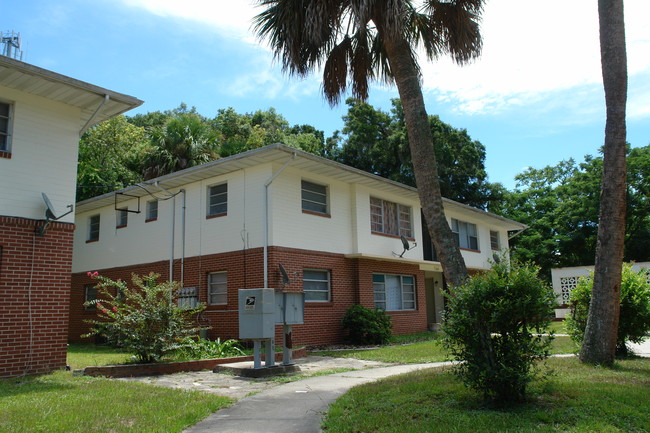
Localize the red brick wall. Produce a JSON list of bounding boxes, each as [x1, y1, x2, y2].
[[0, 216, 74, 378], [69, 246, 428, 346]]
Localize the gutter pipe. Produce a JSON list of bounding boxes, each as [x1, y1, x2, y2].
[[263, 153, 295, 288]]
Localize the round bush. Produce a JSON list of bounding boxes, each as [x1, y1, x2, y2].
[[566, 264, 650, 355], [441, 259, 555, 402], [342, 304, 392, 345]]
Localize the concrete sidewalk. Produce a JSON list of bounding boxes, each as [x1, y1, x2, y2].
[[183, 362, 446, 433], [183, 340, 650, 433]]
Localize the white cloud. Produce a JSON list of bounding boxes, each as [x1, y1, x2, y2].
[[420, 0, 650, 115], [120, 0, 650, 117], [120, 0, 258, 42]]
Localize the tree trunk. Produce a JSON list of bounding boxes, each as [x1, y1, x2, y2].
[[381, 35, 468, 288], [579, 0, 627, 366]]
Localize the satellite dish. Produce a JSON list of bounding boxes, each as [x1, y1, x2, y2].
[[42, 193, 58, 221], [279, 264, 290, 285], [37, 193, 73, 236], [393, 235, 417, 258]]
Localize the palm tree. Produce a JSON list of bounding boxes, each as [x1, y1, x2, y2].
[[254, 0, 484, 287], [579, 0, 627, 366], [141, 113, 218, 180]]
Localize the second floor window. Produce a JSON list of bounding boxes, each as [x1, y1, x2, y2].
[[0, 101, 12, 154], [370, 197, 412, 238], [87, 215, 100, 242], [146, 200, 158, 222], [301, 180, 328, 214], [490, 230, 500, 250], [116, 208, 128, 228], [207, 183, 227, 217], [452, 218, 479, 251]]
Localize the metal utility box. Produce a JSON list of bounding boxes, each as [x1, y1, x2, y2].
[[275, 291, 305, 325], [238, 288, 275, 339]]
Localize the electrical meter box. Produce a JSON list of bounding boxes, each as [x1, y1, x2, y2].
[[238, 288, 275, 339], [275, 291, 305, 325]]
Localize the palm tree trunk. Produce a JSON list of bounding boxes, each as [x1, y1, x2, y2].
[[579, 0, 627, 365], [381, 35, 468, 288]]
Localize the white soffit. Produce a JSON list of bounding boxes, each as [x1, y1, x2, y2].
[[0, 55, 143, 128]]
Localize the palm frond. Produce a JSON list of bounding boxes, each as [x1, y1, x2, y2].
[[323, 35, 353, 106]]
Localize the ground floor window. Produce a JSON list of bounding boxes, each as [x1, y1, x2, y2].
[[373, 274, 416, 311], [84, 284, 97, 310], [208, 272, 227, 305], [303, 269, 330, 302]]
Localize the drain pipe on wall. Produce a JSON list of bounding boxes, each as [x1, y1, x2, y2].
[[180, 189, 186, 286], [263, 153, 295, 288]]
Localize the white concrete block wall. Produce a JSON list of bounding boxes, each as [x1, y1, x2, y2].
[[0, 86, 80, 223]]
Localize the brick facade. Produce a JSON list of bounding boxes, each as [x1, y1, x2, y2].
[[69, 246, 428, 346], [0, 216, 74, 378]]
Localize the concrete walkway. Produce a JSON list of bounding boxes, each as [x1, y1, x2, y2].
[[183, 340, 650, 433], [183, 362, 444, 433]]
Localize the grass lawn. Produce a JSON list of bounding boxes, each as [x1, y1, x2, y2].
[[0, 370, 232, 433], [314, 335, 579, 364], [323, 356, 650, 433], [67, 343, 133, 370]]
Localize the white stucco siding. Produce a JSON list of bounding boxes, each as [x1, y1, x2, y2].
[[0, 86, 80, 223], [443, 208, 499, 270], [72, 165, 271, 273], [354, 185, 424, 259], [269, 167, 354, 254]]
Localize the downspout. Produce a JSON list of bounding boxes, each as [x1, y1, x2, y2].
[[170, 194, 176, 282], [80, 94, 110, 136], [180, 189, 186, 286], [263, 153, 296, 288]]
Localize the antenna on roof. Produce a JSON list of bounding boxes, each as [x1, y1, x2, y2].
[[1, 31, 24, 61], [37, 193, 73, 236], [393, 235, 417, 258]]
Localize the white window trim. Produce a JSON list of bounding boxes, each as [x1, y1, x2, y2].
[[490, 230, 501, 250], [303, 269, 331, 302]]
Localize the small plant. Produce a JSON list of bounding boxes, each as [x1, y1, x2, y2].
[[173, 337, 245, 361], [566, 264, 650, 355], [342, 304, 392, 345], [442, 258, 556, 402], [83, 272, 206, 364]]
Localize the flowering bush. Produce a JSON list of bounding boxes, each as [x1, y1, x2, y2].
[[83, 272, 206, 363]]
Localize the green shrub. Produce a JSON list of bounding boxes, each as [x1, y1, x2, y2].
[[441, 259, 555, 402], [173, 337, 245, 361], [342, 304, 392, 345], [566, 264, 650, 355], [83, 272, 206, 363]]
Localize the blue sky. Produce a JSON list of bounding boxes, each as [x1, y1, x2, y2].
[[4, 0, 649, 189]]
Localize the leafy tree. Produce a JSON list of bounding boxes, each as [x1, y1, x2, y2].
[[567, 265, 650, 355], [76, 116, 146, 201], [442, 259, 555, 402], [335, 98, 500, 209], [253, 0, 485, 288], [498, 146, 650, 280], [140, 113, 219, 180]]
